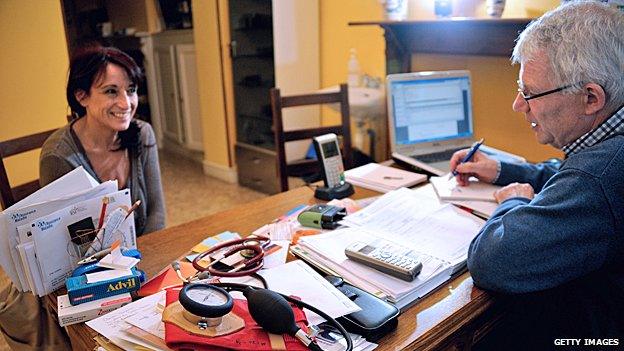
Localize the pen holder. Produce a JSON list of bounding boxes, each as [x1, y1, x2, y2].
[[314, 182, 354, 201]]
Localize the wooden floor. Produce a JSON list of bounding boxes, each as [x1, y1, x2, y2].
[[0, 151, 267, 350]]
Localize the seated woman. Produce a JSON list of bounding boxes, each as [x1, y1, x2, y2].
[[41, 45, 165, 235], [0, 46, 165, 350]]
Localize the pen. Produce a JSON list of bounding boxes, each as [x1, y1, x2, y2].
[[97, 197, 109, 229], [450, 138, 484, 178], [124, 200, 142, 220]]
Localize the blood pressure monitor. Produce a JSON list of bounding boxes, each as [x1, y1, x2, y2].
[[179, 284, 234, 329]]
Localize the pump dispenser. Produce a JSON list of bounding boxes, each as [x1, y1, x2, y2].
[[347, 48, 361, 88]]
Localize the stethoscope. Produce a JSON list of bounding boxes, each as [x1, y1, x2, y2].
[[191, 236, 270, 277], [171, 261, 354, 351], [171, 235, 354, 350]]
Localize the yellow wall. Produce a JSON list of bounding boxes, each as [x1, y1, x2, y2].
[[0, 0, 69, 186], [192, 0, 232, 168], [320, 0, 562, 162]]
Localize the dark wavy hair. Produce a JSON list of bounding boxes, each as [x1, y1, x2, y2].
[[66, 44, 144, 152]]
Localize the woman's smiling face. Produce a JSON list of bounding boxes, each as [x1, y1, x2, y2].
[[77, 63, 138, 132]]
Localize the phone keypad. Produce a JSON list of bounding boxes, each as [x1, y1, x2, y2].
[[325, 157, 344, 187], [371, 251, 421, 271]]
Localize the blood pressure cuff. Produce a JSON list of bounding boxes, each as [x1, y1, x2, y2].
[[163, 288, 310, 350]]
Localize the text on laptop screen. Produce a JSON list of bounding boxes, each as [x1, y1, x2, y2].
[[390, 76, 473, 145]]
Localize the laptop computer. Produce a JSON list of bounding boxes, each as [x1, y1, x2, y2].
[[387, 70, 523, 176]]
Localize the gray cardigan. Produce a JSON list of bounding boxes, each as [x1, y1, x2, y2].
[[467, 134, 624, 341], [39, 119, 166, 235]]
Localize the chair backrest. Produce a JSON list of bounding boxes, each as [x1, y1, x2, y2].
[[270, 83, 352, 192], [0, 129, 57, 209]]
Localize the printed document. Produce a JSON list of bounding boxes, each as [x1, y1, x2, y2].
[[259, 260, 361, 325], [29, 189, 136, 295], [87, 290, 167, 351], [0, 167, 99, 291], [8, 180, 118, 292]]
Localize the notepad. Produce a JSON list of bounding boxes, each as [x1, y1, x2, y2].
[[344, 163, 427, 193], [429, 175, 501, 202]]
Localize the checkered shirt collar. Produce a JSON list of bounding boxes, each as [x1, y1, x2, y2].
[[562, 104, 624, 157]]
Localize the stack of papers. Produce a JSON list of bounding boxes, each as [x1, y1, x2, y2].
[[294, 187, 485, 309], [0, 167, 137, 296], [344, 163, 427, 193], [429, 175, 502, 218]]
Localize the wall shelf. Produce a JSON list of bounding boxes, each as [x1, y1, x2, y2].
[[349, 18, 531, 73]]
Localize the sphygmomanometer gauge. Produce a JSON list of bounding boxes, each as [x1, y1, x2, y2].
[[179, 283, 234, 329]]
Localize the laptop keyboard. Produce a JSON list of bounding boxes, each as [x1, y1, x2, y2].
[[413, 147, 465, 163]]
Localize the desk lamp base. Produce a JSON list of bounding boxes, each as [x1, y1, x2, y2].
[[314, 182, 354, 200]]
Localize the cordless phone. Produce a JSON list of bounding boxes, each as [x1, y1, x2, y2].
[[345, 241, 423, 282], [313, 133, 345, 188]]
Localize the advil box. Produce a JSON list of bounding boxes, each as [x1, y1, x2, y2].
[[57, 293, 132, 327], [66, 268, 144, 305]]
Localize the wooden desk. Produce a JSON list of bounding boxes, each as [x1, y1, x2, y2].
[[48, 186, 504, 350]]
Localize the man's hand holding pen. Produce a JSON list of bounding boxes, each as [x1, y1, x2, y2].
[[450, 148, 499, 186], [449, 144, 536, 203]]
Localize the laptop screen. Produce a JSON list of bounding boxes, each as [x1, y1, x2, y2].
[[389, 73, 473, 146]]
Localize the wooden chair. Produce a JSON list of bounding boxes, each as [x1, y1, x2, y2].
[[0, 129, 57, 209], [270, 83, 353, 192]]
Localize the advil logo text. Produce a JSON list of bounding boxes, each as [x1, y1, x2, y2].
[[106, 278, 136, 292]]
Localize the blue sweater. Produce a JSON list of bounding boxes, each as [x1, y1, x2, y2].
[[467, 134, 624, 339]]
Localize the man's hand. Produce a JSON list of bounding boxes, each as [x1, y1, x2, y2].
[[494, 182, 535, 203], [449, 150, 498, 186]]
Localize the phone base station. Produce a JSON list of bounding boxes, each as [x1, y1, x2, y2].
[[314, 182, 354, 200]]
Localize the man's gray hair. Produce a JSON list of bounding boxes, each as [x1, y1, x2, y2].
[[512, 1, 624, 113]]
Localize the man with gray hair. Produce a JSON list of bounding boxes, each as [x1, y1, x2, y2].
[[449, 1, 624, 348]]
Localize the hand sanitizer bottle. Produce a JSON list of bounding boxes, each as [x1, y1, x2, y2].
[[347, 48, 361, 88]]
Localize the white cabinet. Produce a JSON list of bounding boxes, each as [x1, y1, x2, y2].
[[175, 44, 203, 150], [142, 30, 203, 153]]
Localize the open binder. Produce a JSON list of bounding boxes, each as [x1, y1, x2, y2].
[[293, 186, 485, 309]]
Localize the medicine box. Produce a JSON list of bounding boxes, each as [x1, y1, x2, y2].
[[57, 293, 131, 327], [66, 268, 143, 305]]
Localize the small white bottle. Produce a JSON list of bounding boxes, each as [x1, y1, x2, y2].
[[347, 48, 361, 88]]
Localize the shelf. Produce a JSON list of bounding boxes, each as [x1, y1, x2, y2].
[[233, 53, 274, 59], [350, 18, 531, 74], [237, 74, 274, 88], [238, 113, 272, 121], [234, 26, 272, 32], [236, 13, 272, 31], [350, 18, 530, 57]]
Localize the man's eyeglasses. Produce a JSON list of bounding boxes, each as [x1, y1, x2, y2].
[[517, 80, 575, 101]]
